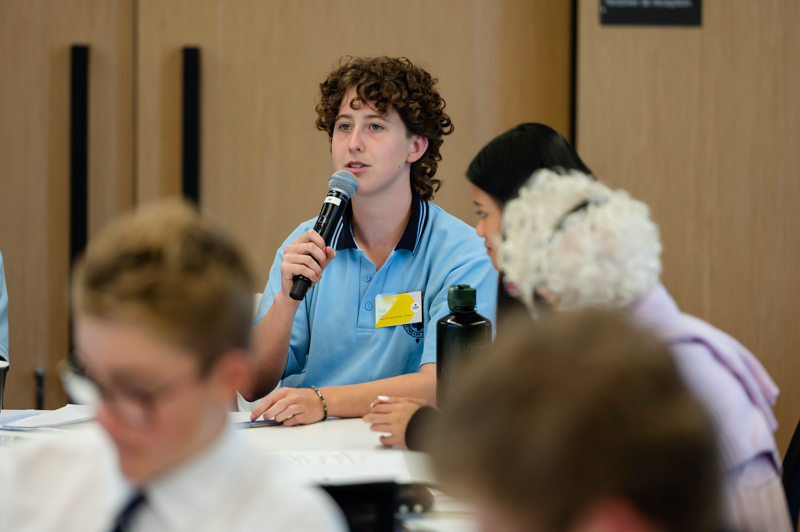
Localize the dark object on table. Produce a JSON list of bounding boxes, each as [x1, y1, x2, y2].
[[322, 482, 398, 532], [0, 360, 8, 412], [436, 285, 492, 408], [396, 483, 434, 514], [782, 415, 800, 530], [35, 365, 45, 410], [235, 419, 281, 429], [322, 482, 434, 532]]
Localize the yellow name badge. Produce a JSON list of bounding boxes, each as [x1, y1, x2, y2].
[[375, 291, 423, 328]]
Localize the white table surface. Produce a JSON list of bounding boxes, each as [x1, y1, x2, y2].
[[233, 412, 436, 484], [0, 410, 436, 484], [233, 412, 387, 451], [0, 409, 475, 531]]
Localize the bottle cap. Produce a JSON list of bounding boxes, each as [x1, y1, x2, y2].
[[448, 284, 477, 313]]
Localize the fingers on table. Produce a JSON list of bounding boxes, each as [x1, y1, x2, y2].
[[250, 391, 281, 421], [370, 403, 413, 414], [370, 396, 427, 409], [258, 389, 321, 426], [368, 422, 398, 436], [363, 412, 388, 424], [379, 433, 404, 446], [282, 412, 310, 427], [273, 403, 303, 423]]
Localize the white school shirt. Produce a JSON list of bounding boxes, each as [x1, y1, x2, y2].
[[0, 425, 347, 532]]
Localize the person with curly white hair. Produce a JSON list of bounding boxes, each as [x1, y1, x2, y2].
[[501, 168, 790, 532]]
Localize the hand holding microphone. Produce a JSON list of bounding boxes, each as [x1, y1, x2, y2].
[[281, 171, 358, 301]]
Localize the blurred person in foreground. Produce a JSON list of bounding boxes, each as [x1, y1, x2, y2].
[[429, 311, 724, 532], [365, 123, 592, 448], [499, 169, 789, 532], [0, 200, 345, 532]]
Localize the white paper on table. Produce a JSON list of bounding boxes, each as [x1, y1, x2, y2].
[[2, 404, 95, 428], [0, 410, 39, 426], [272, 450, 412, 485]]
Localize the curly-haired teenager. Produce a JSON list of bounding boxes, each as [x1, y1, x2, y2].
[[244, 57, 497, 425]]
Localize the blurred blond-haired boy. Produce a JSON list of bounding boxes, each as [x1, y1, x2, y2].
[[0, 200, 345, 532]]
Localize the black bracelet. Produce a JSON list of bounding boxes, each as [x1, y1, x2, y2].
[[310, 385, 328, 421]]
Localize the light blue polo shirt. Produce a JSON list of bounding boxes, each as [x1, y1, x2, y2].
[[254, 194, 498, 388]]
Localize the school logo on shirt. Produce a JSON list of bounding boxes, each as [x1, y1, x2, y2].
[[403, 322, 424, 343]]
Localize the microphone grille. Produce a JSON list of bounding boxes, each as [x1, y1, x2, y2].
[[329, 170, 358, 199]]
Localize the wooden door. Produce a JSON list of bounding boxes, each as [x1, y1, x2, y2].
[[0, 0, 134, 408], [576, 0, 800, 454], [136, 0, 573, 288]]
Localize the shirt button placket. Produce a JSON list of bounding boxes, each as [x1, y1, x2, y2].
[[359, 257, 377, 329]]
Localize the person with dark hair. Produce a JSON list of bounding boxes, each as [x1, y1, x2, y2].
[[245, 57, 497, 425], [365, 123, 591, 448], [467, 123, 592, 324], [466, 122, 592, 205], [429, 310, 724, 532]]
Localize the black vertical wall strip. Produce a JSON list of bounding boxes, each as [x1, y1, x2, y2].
[[64, 45, 90, 405], [35, 366, 45, 410], [569, 0, 579, 147], [182, 47, 201, 204], [70, 45, 89, 265]]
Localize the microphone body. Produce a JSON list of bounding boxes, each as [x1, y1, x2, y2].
[[289, 171, 358, 301]]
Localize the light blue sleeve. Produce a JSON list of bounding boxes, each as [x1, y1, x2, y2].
[[0, 252, 8, 362], [252, 224, 314, 379], [420, 253, 498, 366]]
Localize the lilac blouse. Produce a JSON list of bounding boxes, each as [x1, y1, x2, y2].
[[631, 285, 780, 472]]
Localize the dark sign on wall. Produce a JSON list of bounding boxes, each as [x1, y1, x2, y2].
[[600, 0, 702, 26]]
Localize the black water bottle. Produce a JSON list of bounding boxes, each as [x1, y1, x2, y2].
[[436, 284, 492, 407]]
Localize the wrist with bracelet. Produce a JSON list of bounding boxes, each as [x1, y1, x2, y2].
[[309, 385, 328, 422]]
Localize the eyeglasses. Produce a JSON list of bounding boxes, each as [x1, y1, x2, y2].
[[59, 356, 201, 428]]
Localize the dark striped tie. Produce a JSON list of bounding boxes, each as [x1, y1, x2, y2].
[[110, 492, 145, 532]]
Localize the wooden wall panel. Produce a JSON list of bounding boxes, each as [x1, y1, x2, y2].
[[576, 0, 800, 454], [0, 0, 134, 408], [136, 0, 572, 287]]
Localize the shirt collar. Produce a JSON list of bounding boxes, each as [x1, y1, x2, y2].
[[142, 424, 245, 530], [333, 191, 429, 254]]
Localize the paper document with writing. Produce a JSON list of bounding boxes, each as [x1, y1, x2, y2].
[[273, 450, 412, 485], [1, 404, 95, 429]]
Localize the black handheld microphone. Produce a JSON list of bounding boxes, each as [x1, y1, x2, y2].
[[289, 170, 358, 301]]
